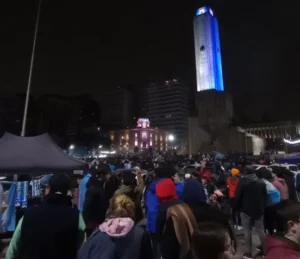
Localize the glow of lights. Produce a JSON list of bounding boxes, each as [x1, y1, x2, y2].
[[150, 141, 152, 146], [196, 7, 214, 16], [168, 135, 175, 141], [0, 176, 7, 180], [121, 136, 124, 139], [98, 145, 102, 149], [97, 127, 100, 131], [98, 154, 107, 158], [140, 144, 143, 148], [69, 144, 75, 150], [135, 141, 138, 146], [110, 151, 116, 154], [137, 118, 150, 128], [283, 138, 300, 145]]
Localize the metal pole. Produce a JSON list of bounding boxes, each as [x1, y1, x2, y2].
[[21, 0, 42, 137]]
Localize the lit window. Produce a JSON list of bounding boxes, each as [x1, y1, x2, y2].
[[135, 133, 138, 137], [150, 133, 152, 138], [146, 144, 148, 148], [155, 135, 158, 141], [160, 136, 163, 141], [135, 141, 138, 146], [150, 141, 152, 146], [126, 134, 129, 140]]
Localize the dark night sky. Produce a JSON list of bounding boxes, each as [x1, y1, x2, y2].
[[0, 0, 298, 121]]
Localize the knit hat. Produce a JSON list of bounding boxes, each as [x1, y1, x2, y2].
[[231, 168, 239, 177]]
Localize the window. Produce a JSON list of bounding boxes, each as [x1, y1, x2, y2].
[[135, 133, 138, 137]]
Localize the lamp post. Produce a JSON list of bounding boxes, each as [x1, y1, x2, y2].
[[21, 0, 42, 137]]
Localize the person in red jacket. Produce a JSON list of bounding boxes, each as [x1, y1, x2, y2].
[[266, 203, 300, 259], [227, 168, 241, 230]]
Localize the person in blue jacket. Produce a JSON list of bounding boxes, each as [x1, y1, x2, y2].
[[145, 163, 179, 259]]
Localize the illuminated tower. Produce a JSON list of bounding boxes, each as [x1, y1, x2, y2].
[[194, 7, 224, 92]]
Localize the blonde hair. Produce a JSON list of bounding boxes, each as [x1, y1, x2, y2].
[[109, 194, 135, 219]]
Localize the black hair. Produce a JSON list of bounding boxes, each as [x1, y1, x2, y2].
[[192, 222, 232, 259], [49, 174, 70, 195]]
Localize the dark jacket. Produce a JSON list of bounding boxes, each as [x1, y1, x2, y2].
[[7, 194, 85, 259], [235, 173, 267, 220], [78, 220, 152, 259], [83, 186, 109, 231]]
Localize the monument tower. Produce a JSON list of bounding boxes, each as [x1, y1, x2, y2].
[[194, 7, 224, 92]]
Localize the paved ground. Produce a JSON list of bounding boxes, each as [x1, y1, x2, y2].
[[234, 230, 264, 259]]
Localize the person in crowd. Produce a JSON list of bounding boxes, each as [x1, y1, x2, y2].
[[78, 194, 152, 259], [78, 170, 92, 212], [83, 176, 109, 238], [281, 168, 297, 201], [273, 170, 290, 234], [201, 171, 217, 203], [145, 163, 179, 258], [156, 178, 183, 242], [256, 167, 280, 235], [227, 168, 242, 230], [191, 222, 236, 259], [235, 166, 267, 259], [103, 169, 119, 201], [272, 171, 289, 202], [173, 172, 184, 199], [7, 174, 86, 259], [266, 202, 300, 259], [113, 170, 144, 224]]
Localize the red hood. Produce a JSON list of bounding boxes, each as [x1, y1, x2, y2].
[[156, 178, 178, 202], [266, 236, 300, 259]]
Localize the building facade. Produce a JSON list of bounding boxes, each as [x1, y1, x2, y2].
[[143, 79, 189, 147], [110, 118, 168, 152], [98, 86, 136, 129], [194, 6, 224, 92]]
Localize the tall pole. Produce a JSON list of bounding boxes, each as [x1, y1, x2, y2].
[[21, 0, 42, 137]]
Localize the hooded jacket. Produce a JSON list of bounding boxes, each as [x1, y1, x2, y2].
[[234, 173, 267, 220], [227, 176, 239, 198], [155, 179, 183, 241], [273, 177, 289, 201], [266, 235, 300, 259], [78, 218, 152, 259]]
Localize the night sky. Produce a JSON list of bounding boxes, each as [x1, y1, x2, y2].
[[0, 0, 298, 121]]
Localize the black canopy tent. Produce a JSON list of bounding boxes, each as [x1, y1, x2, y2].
[[0, 133, 88, 174]]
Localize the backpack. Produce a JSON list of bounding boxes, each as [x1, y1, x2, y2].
[[166, 203, 197, 259], [263, 179, 280, 206]]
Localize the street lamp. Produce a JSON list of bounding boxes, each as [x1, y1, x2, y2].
[[99, 145, 102, 149], [69, 144, 75, 150], [168, 135, 175, 141]]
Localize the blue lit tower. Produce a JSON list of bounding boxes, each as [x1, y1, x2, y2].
[[194, 7, 224, 92]]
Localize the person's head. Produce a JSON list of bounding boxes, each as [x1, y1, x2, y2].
[[48, 174, 70, 195], [183, 178, 207, 205], [156, 178, 178, 202], [122, 170, 136, 186], [201, 171, 211, 185], [230, 168, 239, 177], [244, 165, 255, 175], [256, 167, 273, 180], [108, 194, 135, 220], [154, 163, 177, 179], [172, 172, 181, 183], [278, 203, 300, 244], [192, 222, 235, 259]]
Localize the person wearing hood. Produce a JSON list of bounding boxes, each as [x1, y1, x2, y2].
[[156, 178, 183, 242], [234, 166, 267, 259], [173, 172, 184, 199], [113, 170, 144, 224], [161, 178, 237, 259], [7, 174, 86, 259], [145, 163, 180, 259], [273, 170, 290, 234], [266, 203, 300, 259], [256, 167, 280, 236], [78, 194, 152, 259], [227, 168, 242, 230]]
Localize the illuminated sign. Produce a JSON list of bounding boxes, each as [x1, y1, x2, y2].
[[196, 7, 214, 16]]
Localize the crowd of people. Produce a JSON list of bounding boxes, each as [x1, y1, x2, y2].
[[4, 156, 300, 259]]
